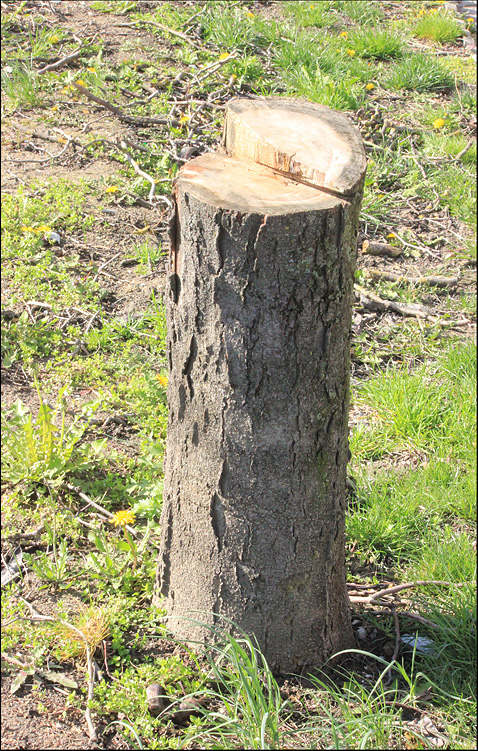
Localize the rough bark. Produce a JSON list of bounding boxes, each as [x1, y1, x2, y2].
[[155, 99, 365, 674]]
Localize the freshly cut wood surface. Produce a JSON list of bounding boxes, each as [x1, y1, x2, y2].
[[223, 97, 366, 197], [178, 152, 343, 214]]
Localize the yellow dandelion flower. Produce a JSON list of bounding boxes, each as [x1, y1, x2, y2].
[[219, 52, 229, 60], [230, 73, 237, 81], [157, 374, 169, 387], [340, 31, 349, 39], [61, 86, 71, 94], [433, 118, 445, 129], [21, 226, 34, 232], [87, 67, 96, 73], [51, 105, 58, 111], [51, 35, 59, 43], [466, 17, 475, 24], [76, 79, 85, 87], [110, 509, 135, 527], [37, 224, 52, 232], [365, 83, 374, 90], [179, 115, 190, 124], [346, 49, 356, 57], [387, 232, 396, 239], [246, 11, 254, 18], [105, 186, 119, 193]]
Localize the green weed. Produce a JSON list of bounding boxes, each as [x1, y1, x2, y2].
[[1, 63, 45, 108], [285, 65, 359, 110], [431, 164, 476, 226], [385, 53, 454, 92], [339, 0, 384, 24], [414, 13, 463, 45], [1, 377, 105, 488], [351, 28, 403, 60], [281, 0, 333, 29]]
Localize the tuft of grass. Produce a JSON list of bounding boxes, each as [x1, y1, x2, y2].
[[284, 65, 359, 110], [431, 163, 476, 226], [1, 63, 45, 108], [281, 0, 333, 29], [414, 13, 463, 45], [54, 604, 111, 661], [340, 0, 384, 24], [200, 2, 278, 51], [351, 27, 403, 60], [91, 0, 137, 12], [385, 53, 454, 92]]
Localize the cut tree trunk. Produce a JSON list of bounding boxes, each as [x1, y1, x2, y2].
[[155, 97, 366, 674]]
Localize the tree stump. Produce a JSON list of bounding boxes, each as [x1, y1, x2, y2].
[[155, 97, 366, 674]]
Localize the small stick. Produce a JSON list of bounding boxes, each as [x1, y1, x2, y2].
[[137, 19, 201, 46], [384, 607, 401, 685], [454, 139, 474, 162], [38, 47, 82, 74], [65, 483, 138, 539], [84, 310, 100, 334], [372, 609, 440, 630], [354, 284, 438, 323], [3, 521, 45, 542], [359, 238, 402, 259], [349, 579, 460, 604], [71, 82, 182, 127], [367, 269, 460, 288], [119, 142, 156, 202]]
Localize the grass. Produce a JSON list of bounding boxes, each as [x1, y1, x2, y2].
[[414, 13, 464, 45], [385, 53, 454, 92], [350, 27, 404, 60], [1, 0, 476, 748]]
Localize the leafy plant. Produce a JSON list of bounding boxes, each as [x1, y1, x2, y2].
[[1, 376, 105, 486], [23, 538, 70, 586]]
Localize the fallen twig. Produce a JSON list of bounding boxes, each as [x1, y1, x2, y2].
[[135, 18, 201, 46], [13, 123, 75, 146], [119, 141, 156, 202], [367, 269, 460, 288], [385, 607, 401, 685], [3, 521, 45, 542], [354, 284, 438, 322], [71, 83, 182, 128], [373, 609, 440, 630], [349, 579, 461, 604], [360, 238, 402, 258], [38, 47, 82, 74], [195, 51, 238, 83], [64, 483, 138, 538]]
